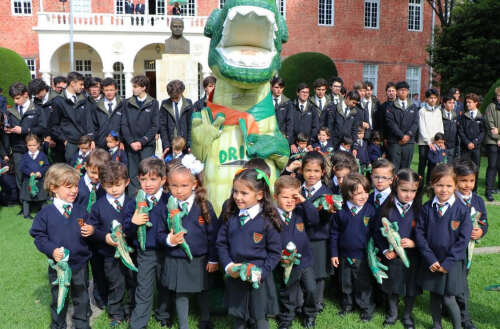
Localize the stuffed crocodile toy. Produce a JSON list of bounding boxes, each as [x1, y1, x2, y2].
[[467, 209, 482, 269], [166, 195, 193, 261], [485, 284, 500, 291], [48, 248, 71, 314], [281, 241, 301, 285], [356, 159, 372, 175], [380, 217, 410, 268], [0, 166, 9, 175], [312, 194, 343, 213], [28, 175, 39, 197], [136, 189, 153, 251], [192, 0, 290, 214], [227, 263, 263, 289], [110, 220, 138, 272], [367, 237, 388, 284], [74, 157, 84, 176]]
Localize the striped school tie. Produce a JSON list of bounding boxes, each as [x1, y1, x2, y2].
[[397, 201, 411, 216], [62, 204, 72, 218], [150, 196, 158, 206], [436, 202, 448, 216], [375, 193, 382, 208], [114, 199, 122, 212], [303, 186, 313, 199], [239, 212, 249, 226], [284, 212, 291, 225], [350, 206, 358, 216], [464, 197, 472, 208]]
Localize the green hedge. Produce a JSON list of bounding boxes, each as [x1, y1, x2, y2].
[[479, 78, 500, 113], [279, 52, 337, 100], [0, 47, 31, 108]]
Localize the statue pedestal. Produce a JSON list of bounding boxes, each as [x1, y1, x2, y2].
[[156, 54, 199, 102]]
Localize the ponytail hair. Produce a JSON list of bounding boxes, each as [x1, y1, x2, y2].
[[380, 168, 423, 218]]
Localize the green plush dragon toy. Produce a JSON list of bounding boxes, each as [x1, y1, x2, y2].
[[28, 175, 39, 197], [74, 157, 85, 176], [281, 241, 301, 285], [110, 220, 138, 272], [135, 189, 153, 251], [380, 217, 410, 268], [467, 209, 482, 269], [312, 194, 343, 213], [227, 263, 263, 289], [192, 0, 290, 214], [48, 248, 71, 314], [367, 238, 388, 284], [166, 196, 193, 261], [0, 166, 9, 175]]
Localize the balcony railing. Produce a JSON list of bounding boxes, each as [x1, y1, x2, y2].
[[35, 12, 208, 34]]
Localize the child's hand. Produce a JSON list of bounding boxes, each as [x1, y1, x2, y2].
[[168, 229, 185, 246], [306, 145, 313, 152], [294, 193, 306, 204], [30, 172, 35, 176], [105, 233, 118, 247], [81, 224, 94, 237], [130, 141, 142, 152], [385, 251, 397, 260], [401, 238, 415, 248], [290, 144, 298, 154], [36, 172, 41, 178], [206, 263, 219, 272], [131, 209, 149, 225], [491, 127, 498, 135], [331, 257, 339, 268], [467, 142, 475, 150], [352, 149, 358, 157], [287, 160, 302, 172], [428, 143, 436, 151], [471, 228, 483, 240], [228, 263, 241, 279], [281, 258, 291, 265], [429, 261, 440, 272], [52, 247, 64, 262]]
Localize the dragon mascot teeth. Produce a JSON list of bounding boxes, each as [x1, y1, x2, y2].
[[110, 220, 138, 272], [380, 217, 410, 268], [281, 241, 301, 285], [48, 248, 72, 314], [135, 189, 153, 251], [192, 0, 290, 214], [166, 195, 193, 261]]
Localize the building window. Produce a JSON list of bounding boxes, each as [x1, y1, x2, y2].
[[364, 0, 379, 29], [12, 0, 32, 15], [408, 0, 423, 31], [115, 0, 124, 14], [113, 62, 126, 98], [25, 58, 36, 79], [72, 0, 91, 14], [219, 0, 225, 9], [144, 60, 156, 71], [180, 0, 196, 16], [156, 0, 165, 15], [318, 0, 334, 26], [363, 64, 378, 95], [406, 66, 421, 96], [75, 60, 92, 77], [276, 0, 286, 18]]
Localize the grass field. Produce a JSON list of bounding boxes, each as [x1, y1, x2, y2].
[[1, 153, 499, 328]]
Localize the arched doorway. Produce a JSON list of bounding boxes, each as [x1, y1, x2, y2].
[[133, 43, 164, 98], [50, 42, 104, 78]]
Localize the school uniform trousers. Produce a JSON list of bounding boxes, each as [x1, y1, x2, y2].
[[458, 111, 484, 191]]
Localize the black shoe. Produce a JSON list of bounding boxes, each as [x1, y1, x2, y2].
[[160, 319, 173, 328], [383, 318, 397, 326], [302, 317, 315, 329], [485, 192, 494, 202], [338, 309, 351, 317], [277, 321, 291, 329], [360, 312, 373, 323], [402, 316, 415, 329], [198, 320, 214, 329], [317, 303, 325, 313], [463, 322, 477, 329]]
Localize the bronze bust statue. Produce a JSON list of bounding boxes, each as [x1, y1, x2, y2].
[[165, 18, 190, 54]]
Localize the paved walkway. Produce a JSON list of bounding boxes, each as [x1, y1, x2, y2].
[[474, 246, 500, 254]]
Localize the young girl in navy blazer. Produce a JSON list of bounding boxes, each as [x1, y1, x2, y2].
[[157, 156, 218, 329], [415, 164, 472, 329], [217, 168, 281, 329], [30, 163, 94, 329], [20, 134, 49, 219], [372, 168, 423, 329], [106, 131, 128, 166]]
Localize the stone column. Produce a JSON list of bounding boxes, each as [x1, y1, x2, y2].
[[41, 72, 51, 87], [125, 72, 134, 98]]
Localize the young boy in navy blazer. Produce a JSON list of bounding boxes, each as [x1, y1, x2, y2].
[[92, 78, 124, 149], [122, 157, 172, 329], [326, 90, 361, 149], [441, 95, 459, 164], [121, 75, 159, 197], [87, 161, 132, 326], [353, 127, 370, 172], [6, 82, 48, 193], [385, 81, 419, 171], [159, 79, 193, 156], [50, 72, 96, 164], [71, 136, 92, 171], [274, 176, 319, 329], [312, 127, 334, 154], [106, 131, 128, 166], [368, 159, 394, 212], [330, 173, 376, 322], [368, 131, 384, 164], [30, 163, 93, 329]]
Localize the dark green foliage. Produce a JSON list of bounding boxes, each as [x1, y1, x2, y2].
[[279, 52, 337, 99], [429, 0, 500, 96], [0, 47, 31, 107], [479, 78, 500, 113]]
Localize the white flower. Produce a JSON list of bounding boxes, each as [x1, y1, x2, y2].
[[181, 154, 204, 175]]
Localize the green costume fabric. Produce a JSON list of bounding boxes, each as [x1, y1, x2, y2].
[[111, 220, 138, 272], [380, 217, 410, 268], [48, 248, 72, 314], [135, 189, 153, 251], [166, 196, 193, 260]]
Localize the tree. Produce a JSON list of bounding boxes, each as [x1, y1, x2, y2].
[[426, 0, 456, 27], [428, 0, 500, 96]]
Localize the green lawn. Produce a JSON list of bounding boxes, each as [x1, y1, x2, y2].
[[1, 199, 499, 329]]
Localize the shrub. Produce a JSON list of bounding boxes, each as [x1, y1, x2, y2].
[[479, 78, 500, 113], [0, 47, 31, 108]]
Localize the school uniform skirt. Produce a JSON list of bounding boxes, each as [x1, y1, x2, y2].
[[381, 251, 421, 297], [311, 240, 331, 279], [162, 255, 208, 293], [225, 273, 279, 321], [20, 177, 48, 202], [418, 260, 465, 296]]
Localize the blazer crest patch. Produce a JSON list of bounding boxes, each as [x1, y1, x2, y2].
[[451, 220, 460, 231], [253, 232, 263, 243], [296, 222, 304, 232]]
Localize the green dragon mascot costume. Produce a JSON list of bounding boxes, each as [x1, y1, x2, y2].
[[192, 0, 290, 214]]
